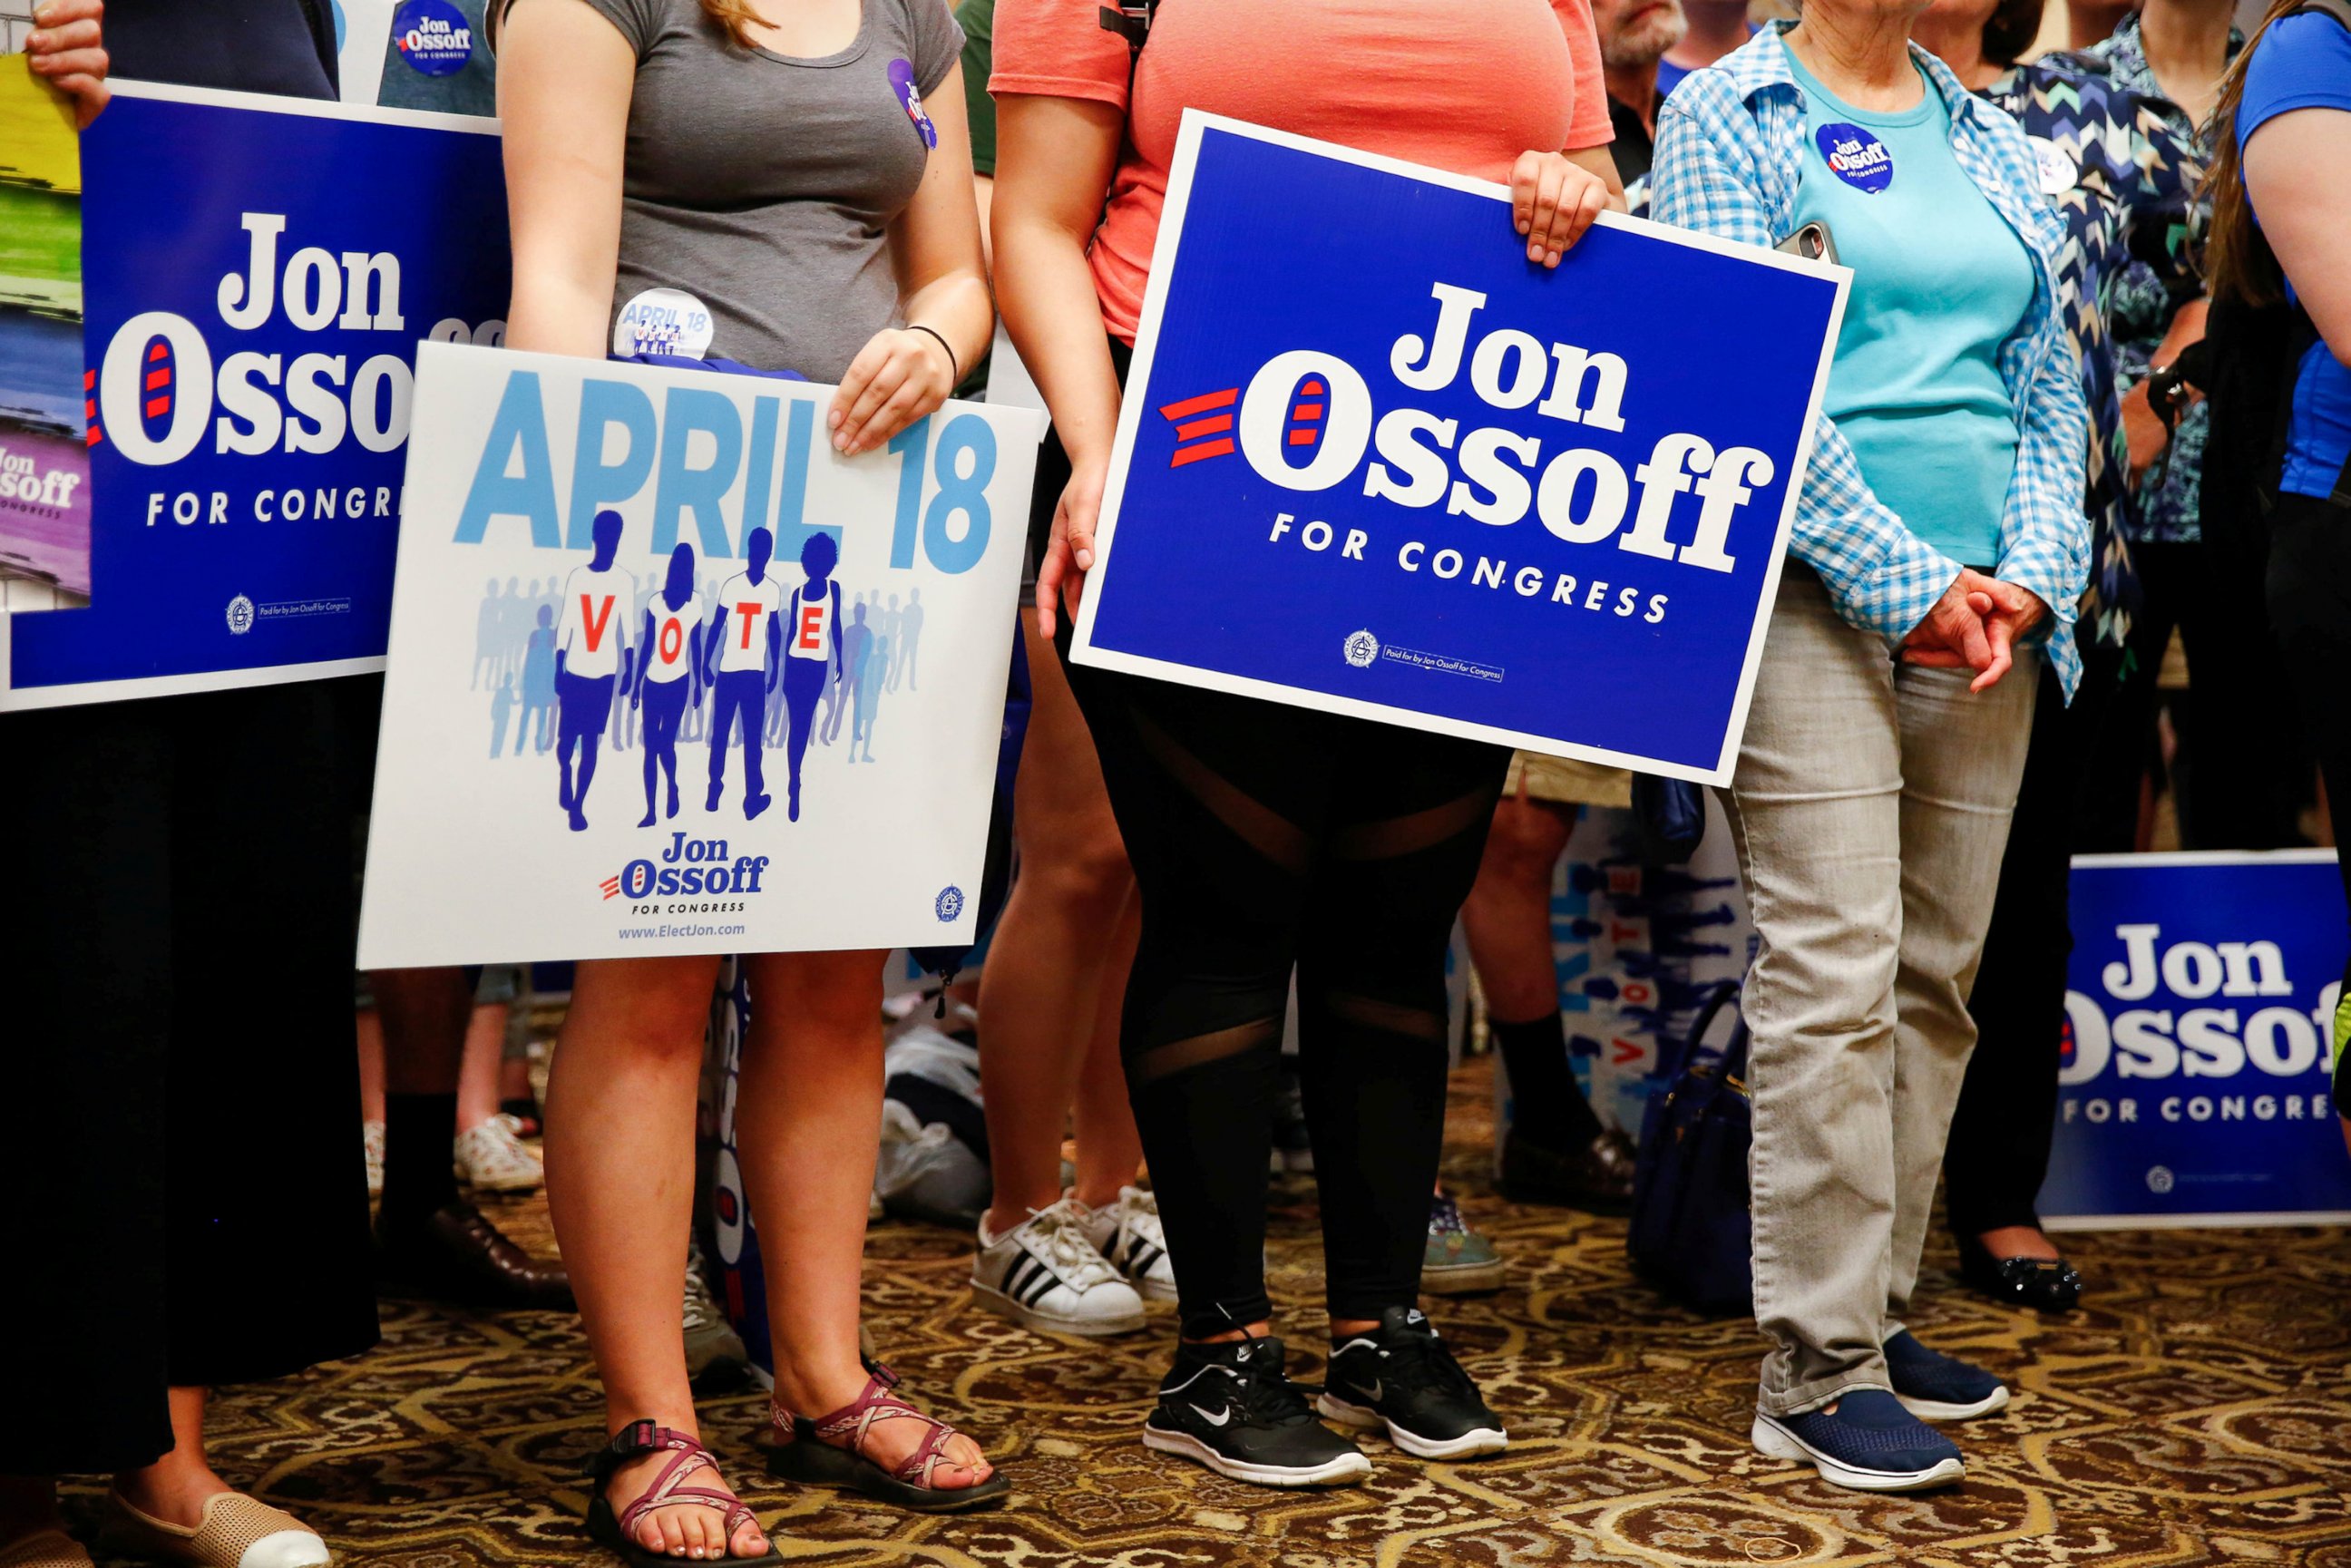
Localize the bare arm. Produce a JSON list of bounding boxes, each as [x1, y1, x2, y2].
[[832, 63, 994, 454], [497, 0, 634, 359], [991, 93, 1126, 637], [2245, 107, 2351, 369]]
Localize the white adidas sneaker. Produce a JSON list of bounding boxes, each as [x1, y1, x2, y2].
[[1078, 1185, 1179, 1303], [972, 1197, 1146, 1336]]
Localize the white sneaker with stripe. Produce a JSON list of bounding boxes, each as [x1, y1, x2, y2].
[[1079, 1185, 1179, 1303], [971, 1197, 1146, 1337]]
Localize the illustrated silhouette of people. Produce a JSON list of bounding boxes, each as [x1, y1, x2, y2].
[[881, 593, 903, 693], [633, 542, 707, 829], [705, 524, 785, 820], [780, 531, 845, 822], [489, 672, 516, 758], [497, 574, 524, 683], [820, 593, 858, 746], [606, 589, 636, 757], [520, 606, 558, 755], [839, 599, 872, 755], [517, 578, 543, 685], [766, 634, 795, 756], [473, 579, 503, 690], [553, 509, 632, 832], [851, 621, 886, 763], [893, 586, 923, 691]]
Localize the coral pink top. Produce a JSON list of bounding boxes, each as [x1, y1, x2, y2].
[[992, 0, 1614, 343]]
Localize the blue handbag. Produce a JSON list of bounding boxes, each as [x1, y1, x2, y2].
[[1629, 774, 1707, 864], [1628, 979, 1754, 1315]]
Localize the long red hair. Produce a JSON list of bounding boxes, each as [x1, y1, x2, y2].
[[493, 0, 769, 50], [697, 0, 769, 48]]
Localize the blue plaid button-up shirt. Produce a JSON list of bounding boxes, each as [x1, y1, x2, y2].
[[1650, 24, 2092, 697]]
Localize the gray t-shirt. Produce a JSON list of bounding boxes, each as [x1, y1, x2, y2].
[[580, 0, 964, 383]]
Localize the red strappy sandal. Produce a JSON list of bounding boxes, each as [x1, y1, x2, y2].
[[758, 1359, 1010, 1513], [585, 1420, 782, 1566]]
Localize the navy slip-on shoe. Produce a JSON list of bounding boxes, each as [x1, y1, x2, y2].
[[1885, 1329, 2012, 1420], [1752, 1388, 1966, 1492]]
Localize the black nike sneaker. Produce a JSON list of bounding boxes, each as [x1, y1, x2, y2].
[[1142, 1336, 1372, 1486], [1317, 1306, 1507, 1459]]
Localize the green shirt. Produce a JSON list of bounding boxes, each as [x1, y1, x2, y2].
[[958, 0, 996, 176]]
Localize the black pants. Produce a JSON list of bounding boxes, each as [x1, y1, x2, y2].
[[2079, 537, 2305, 851], [1067, 660, 1507, 1337], [0, 680, 381, 1475], [1943, 638, 2120, 1239], [2266, 492, 2351, 1037]]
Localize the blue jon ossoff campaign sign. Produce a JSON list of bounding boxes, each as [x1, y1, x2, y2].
[[2044, 852, 2351, 1228], [0, 82, 511, 709], [1071, 116, 1849, 783]]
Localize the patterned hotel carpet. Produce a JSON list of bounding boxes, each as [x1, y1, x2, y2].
[[62, 1064, 2351, 1568]]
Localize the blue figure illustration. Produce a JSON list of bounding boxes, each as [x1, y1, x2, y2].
[[821, 594, 859, 745], [554, 510, 633, 832], [880, 593, 903, 692], [520, 607, 558, 754], [893, 586, 923, 691], [489, 672, 516, 758], [633, 543, 707, 829], [839, 599, 873, 756], [781, 532, 845, 822], [491, 575, 518, 681], [854, 626, 887, 764], [704, 525, 785, 820], [473, 579, 503, 689]]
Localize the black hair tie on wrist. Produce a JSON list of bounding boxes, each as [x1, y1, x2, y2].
[[907, 323, 958, 384]]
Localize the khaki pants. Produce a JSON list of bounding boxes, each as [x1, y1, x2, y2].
[[1718, 567, 2037, 1416]]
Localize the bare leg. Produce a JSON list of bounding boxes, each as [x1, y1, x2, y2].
[[458, 999, 508, 1133], [375, 967, 469, 1094], [740, 950, 990, 1486], [1975, 1223, 2063, 1261], [1458, 792, 1575, 1024], [1069, 888, 1144, 1210], [978, 610, 1138, 1232], [544, 955, 767, 1560], [112, 1388, 229, 1526], [356, 1007, 385, 1125], [499, 1053, 534, 1105]]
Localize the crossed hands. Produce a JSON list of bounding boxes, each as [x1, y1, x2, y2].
[[1898, 569, 2047, 694]]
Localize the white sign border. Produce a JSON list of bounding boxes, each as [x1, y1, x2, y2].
[[1068, 111, 1853, 787], [0, 79, 501, 714]]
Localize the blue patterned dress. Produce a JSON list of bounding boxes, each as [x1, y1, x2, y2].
[[2082, 13, 2241, 546], [1975, 52, 2203, 648]]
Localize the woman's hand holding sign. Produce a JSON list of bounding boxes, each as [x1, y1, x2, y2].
[[25, 0, 110, 127], [1510, 150, 1618, 268], [830, 326, 959, 456]]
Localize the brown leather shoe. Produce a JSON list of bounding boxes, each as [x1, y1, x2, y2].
[[377, 1200, 574, 1310], [1499, 1125, 1638, 1214]]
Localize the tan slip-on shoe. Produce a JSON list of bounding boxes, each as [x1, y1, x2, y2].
[[0, 1527, 95, 1568], [102, 1492, 330, 1568]]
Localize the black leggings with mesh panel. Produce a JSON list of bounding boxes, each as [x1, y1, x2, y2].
[[1066, 657, 1509, 1337]]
